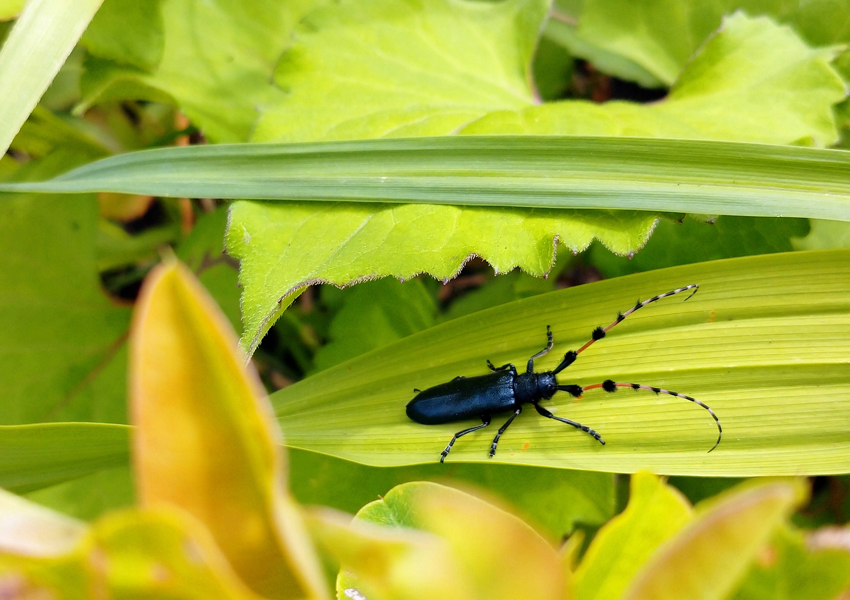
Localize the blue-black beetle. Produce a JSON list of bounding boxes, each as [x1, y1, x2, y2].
[[406, 285, 721, 462]]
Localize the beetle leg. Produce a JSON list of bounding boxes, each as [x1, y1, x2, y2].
[[486, 360, 515, 373], [489, 407, 522, 458], [441, 415, 492, 463], [527, 325, 554, 373], [532, 402, 605, 445]]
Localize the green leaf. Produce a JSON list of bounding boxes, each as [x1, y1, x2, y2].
[[3, 136, 849, 352], [0, 0, 103, 155], [0, 423, 129, 494], [80, 0, 164, 71], [731, 524, 850, 600], [591, 216, 810, 278], [78, 0, 319, 142], [558, 0, 850, 86], [346, 481, 565, 600], [290, 448, 614, 539], [467, 13, 847, 147], [24, 466, 134, 522], [622, 480, 805, 600], [253, 0, 544, 142], [792, 218, 850, 251], [271, 250, 850, 476], [572, 472, 692, 600], [311, 277, 438, 373], [0, 191, 131, 424]]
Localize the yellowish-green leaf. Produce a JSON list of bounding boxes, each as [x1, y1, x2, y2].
[[0, 488, 85, 557], [307, 506, 470, 600], [572, 472, 692, 600], [622, 480, 806, 600], [0, 505, 268, 600], [340, 481, 564, 600], [0, 0, 25, 21], [271, 249, 850, 476], [0, 0, 103, 154], [130, 261, 328, 599]]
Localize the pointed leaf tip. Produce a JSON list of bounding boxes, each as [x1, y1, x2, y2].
[[130, 260, 328, 599]]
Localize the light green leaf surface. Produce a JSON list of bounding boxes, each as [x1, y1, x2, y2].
[[271, 250, 850, 476], [253, 0, 544, 142], [0, 192, 131, 424], [232, 10, 845, 352], [0, 0, 103, 154], [81, 0, 164, 71], [572, 472, 692, 600], [557, 0, 850, 87], [467, 13, 847, 147], [0, 423, 130, 494], [78, 0, 320, 143]]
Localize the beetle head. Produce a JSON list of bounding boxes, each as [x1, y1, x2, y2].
[[537, 372, 558, 399]]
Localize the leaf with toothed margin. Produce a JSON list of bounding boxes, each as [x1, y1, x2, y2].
[[226, 7, 846, 353], [226, 202, 658, 354]]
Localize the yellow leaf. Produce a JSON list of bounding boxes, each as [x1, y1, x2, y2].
[[130, 260, 327, 599]]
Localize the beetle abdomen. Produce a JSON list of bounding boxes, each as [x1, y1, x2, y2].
[[407, 371, 516, 425]]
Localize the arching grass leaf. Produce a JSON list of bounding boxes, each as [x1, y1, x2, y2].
[[271, 250, 850, 476]]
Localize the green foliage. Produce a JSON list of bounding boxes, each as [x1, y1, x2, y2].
[[271, 250, 850, 475], [1, 0, 850, 596]]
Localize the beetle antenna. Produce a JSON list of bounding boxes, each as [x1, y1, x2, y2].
[[572, 285, 698, 358], [582, 379, 721, 452]]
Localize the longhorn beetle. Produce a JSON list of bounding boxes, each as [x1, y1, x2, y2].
[[406, 285, 721, 462]]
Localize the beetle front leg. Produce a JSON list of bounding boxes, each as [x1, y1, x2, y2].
[[489, 407, 522, 458], [441, 415, 492, 463]]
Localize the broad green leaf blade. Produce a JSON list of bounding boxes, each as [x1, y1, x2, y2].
[[254, 0, 544, 142], [0, 0, 103, 154], [78, 0, 316, 143], [0, 191, 131, 425], [4, 137, 848, 218], [130, 261, 328, 600], [466, 14, 847, 147], [228, 201, 656, 353], [557, 0, 850, 86], [572, 472, 692, 600], [622, 480, 805, 600], [271, 250, 850, 476], [0, 423, 129, 494]]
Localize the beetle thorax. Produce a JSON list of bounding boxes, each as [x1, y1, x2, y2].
[[514, 371, 558, 403]]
